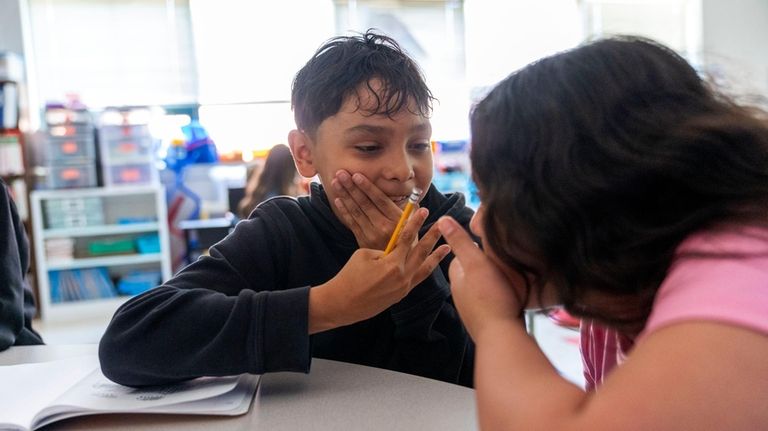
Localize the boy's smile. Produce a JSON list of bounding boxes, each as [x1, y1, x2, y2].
[[289, 81, 434, 216]]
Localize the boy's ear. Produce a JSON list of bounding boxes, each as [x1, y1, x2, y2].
[[288, 129, 317, 178]]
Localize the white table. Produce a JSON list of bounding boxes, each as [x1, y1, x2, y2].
[[0, 345, 477, 430]]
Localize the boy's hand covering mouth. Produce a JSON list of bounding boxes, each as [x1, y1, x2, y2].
[[332, 170, 411, 250]]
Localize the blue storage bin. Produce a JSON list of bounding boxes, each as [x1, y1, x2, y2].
[[135, 233, 161, 253], [116, 270, 161, 296]]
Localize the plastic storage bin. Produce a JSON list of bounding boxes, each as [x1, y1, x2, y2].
[[48, 124, 94, 137], [46, 213, 104, 229], [46, 135, 96, 162], [135, 233, 161, 254], [99, 124, 151, 141], [99, 136, 153, 163], [43, 196, 102, 213], [104, 163, 156, 186], [47, 164, 97, 189], [43, 197, 104, 229]]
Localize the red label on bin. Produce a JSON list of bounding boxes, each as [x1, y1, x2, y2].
[[61, 168, 82, 180], [119, 142, 137, 153], [62, 141, 78, 154], [120, 168, 141, 181]]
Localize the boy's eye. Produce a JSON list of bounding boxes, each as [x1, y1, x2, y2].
[[354, 144, 381, 153], [408, 142, 431, 152]]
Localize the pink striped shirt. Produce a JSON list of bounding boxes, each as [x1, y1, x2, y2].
[[580, 227, 768, 390]]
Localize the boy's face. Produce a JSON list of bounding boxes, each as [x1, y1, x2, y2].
[[289, 81, 434, 214]]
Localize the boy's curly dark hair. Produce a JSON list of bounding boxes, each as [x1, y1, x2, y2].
[[470, 36, 768, 333], [291, 29, 434, 136]]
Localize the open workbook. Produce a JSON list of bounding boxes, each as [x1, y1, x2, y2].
[[0, 355, 260, 431]]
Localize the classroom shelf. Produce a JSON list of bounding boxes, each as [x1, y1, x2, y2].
[[30, 186, 172, 322], [46, 253, 164, 271], [42, 222, 160, 239]]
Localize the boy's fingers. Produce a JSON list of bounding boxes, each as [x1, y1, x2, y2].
[[334, 197, 366, 238], [405, 223, 442, 273], [350, 173, 401, 219], [333, 178, 375, 231], [437, 216, 484, 265], [413, 244, 451, 284], [337, 171, 379, 217], [389, 207, 428, 259]]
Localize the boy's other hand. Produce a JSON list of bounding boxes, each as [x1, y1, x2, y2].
[[332, 170, 404, 250], [308, 207, 450, 333]]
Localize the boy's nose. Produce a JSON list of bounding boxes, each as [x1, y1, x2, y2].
[[383, 151, 415, 182]]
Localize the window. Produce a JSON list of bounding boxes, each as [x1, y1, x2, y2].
[[27, 0, 198, 108], [335, 0, 469, 140], [580, 0, 702, 62], [190, 0, 335, 154]]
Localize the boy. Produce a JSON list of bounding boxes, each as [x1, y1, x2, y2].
[[99, 31, 475, 387], [1, 179, 44, 351]]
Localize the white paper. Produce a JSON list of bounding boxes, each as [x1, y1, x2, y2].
[[0, 355, 259, 431], [0, 355, 99, 431]]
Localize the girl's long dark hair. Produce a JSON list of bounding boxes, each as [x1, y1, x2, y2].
[[238, 144, 297, 218], [470, 36, 768, 333]]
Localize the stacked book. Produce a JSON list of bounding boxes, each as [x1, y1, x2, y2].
[[43, 238, 75, 261], [49, 267, 116, 303]]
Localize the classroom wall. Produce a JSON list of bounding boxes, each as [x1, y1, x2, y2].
[[0, 0, 24, 54], [702, 0, 768, 96]]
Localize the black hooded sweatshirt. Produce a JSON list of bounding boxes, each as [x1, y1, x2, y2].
[[99, 183, 475, 387], [1, 179, 44, 351]]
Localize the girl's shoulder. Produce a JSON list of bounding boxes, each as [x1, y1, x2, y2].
[[640, 225, 768, 341], [676, 225, 768, 255]]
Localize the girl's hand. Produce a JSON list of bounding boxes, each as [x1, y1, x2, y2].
[[332, 170, 405, 250], [437, 216, 525, 339], [309, 207, 450, 333]]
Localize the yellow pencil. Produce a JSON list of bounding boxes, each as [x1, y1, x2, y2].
[[383, 188, 422, 255]]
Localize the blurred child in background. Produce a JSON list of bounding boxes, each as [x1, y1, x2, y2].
[[237, 143, 301, 218]]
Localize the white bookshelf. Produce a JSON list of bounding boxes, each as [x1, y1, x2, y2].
[[42, 222, 160, 239], [30, 186, 172, 322], [46, 253, 164, 271]]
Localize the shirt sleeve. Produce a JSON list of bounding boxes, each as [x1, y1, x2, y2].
[[98, 212, 311, 387], [641, 229, 768, 340]]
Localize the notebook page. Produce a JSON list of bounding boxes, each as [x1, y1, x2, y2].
[[46, 368, 240, 411], [0, 355, 99, 430]]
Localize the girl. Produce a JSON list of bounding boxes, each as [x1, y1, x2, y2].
[[238, 143, 301, 218], [438, 36, 768, 430]]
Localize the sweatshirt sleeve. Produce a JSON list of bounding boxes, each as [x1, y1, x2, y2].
[[98, 213, 311, 387], [1, 182, 43, 351]]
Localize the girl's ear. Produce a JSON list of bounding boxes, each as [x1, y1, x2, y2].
[[288, 129, 317, 178]]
